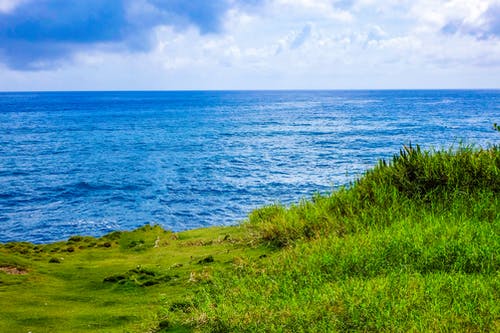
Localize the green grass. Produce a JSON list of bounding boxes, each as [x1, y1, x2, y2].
[[1, 144, 499, 332], [0, 225, 268, 332]]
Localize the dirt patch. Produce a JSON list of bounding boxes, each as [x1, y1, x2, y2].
[[0, 266, 28, 275]]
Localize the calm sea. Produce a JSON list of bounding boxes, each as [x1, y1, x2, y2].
[[0, 90, 498, 243]]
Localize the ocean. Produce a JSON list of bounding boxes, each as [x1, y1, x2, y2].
[[0, 90, 498, 243]]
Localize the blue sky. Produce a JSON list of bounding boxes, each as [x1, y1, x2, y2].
[[0, 0, 499, 90]]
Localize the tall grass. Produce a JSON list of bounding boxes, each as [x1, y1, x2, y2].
[[246, 144, 499, 247], [176, 145, 499, 332]]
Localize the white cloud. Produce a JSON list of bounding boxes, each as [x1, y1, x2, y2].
[[290, 24, 312, 49], [0, 0, 499, 90], [270, 0, 354, 22], [410, 0, 496, 33]]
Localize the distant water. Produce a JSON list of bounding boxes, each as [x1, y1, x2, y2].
[[0, 90, 498, 243]]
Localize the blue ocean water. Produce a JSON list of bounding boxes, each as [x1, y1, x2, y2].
[[0, 90, 498, 243]]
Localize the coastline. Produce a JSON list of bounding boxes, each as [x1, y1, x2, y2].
[[1, 144, 499, 332]]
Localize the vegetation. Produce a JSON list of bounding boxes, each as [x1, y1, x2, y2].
[[1, 142, 499, 332]]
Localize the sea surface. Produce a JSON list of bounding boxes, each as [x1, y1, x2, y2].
[[0, 90, 498, 243]]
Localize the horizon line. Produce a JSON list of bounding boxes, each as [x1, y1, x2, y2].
[[1, 88, 499, 93]]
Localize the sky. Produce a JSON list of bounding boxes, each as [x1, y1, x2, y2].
[[0, 0, 499, 90]]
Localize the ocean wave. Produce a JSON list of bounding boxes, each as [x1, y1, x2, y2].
[[0, 90, 498, 243]]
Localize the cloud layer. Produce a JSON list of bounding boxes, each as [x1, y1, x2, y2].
[[0, 0, 259, 69], [0, 0, 499, 89], [441, 3, 500, 39]]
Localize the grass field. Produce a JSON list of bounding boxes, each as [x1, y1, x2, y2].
[[1, 143, 499, 332]]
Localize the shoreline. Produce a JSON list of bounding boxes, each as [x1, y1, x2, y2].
[[1, 145, 498, 332]]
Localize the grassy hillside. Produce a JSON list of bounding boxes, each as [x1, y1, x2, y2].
[[1, 144, 499, 332]]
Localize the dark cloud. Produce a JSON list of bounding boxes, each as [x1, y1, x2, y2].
[[0, 0, 263, 70], [441, 4, 500, 39]]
